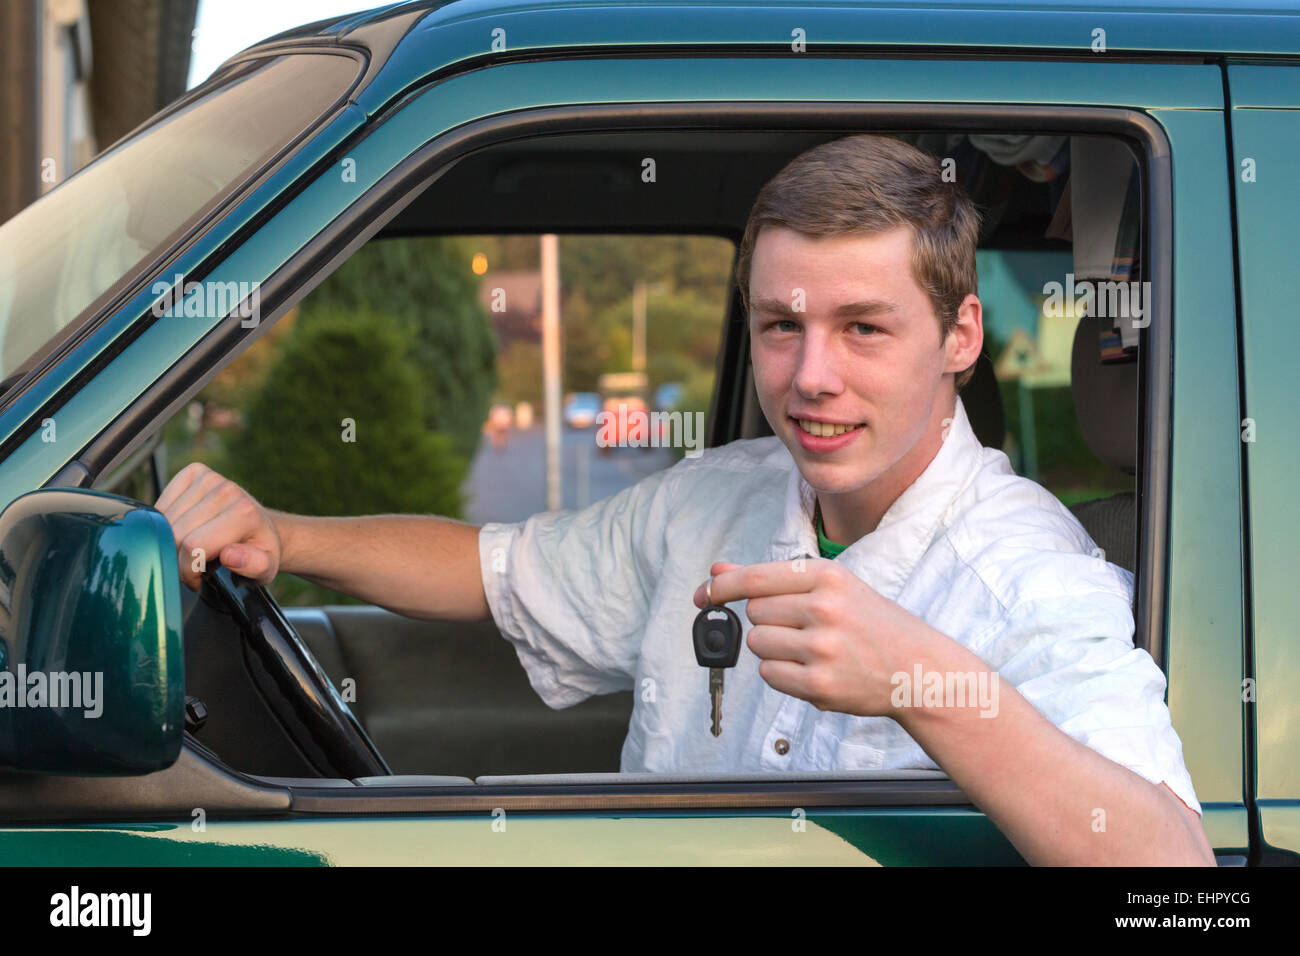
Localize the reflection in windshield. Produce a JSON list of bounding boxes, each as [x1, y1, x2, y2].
[[0, 53, 356, 384]]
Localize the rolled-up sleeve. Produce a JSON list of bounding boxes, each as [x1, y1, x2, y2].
[[974, 588, 1203, 816], [477, 465, 677, 710]]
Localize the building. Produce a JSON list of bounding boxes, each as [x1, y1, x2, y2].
[[0, 0, 198, 226]]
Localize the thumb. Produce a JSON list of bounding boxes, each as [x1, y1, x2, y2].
[[221, 543, 273, 585]]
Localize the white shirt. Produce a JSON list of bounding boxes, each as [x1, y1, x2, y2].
[[477, 395, 1202, 815]]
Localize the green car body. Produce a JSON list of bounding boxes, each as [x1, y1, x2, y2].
[[0, 0, 1294, 865]]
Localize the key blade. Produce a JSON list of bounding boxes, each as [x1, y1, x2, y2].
[[710, 668, 724, 737]]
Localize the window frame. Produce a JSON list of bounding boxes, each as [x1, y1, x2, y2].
[[41, 99, 1172, 820]]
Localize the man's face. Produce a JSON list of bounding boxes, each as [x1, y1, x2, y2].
[[748, 224, 977, 500]]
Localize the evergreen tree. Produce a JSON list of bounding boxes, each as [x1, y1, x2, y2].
[[223, 308, 466, 521], [296, 236, 497, 460]]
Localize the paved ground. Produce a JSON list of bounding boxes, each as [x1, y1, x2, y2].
[[463, 424, 677, 524]]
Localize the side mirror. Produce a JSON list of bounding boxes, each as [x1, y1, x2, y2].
[[0, 488, 183, 773]]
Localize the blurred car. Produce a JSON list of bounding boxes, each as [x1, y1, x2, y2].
[[563, 391, 601, 428], [597, 395, 647, 453], [597, 395, 671, 452], [653, 381, 684, 411], [484, 402, 513, 447]]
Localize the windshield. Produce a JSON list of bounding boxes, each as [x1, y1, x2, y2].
[[0, 52, 357, 385]]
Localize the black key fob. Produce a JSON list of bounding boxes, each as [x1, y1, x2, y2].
[[693, 605, 742, 669]]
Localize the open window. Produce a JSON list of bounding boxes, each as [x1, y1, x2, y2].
[[70, 105, 1168, 824], [734, 132, 1146, 573]]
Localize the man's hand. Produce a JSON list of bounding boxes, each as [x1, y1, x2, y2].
[[692, 557, 935, 717], [694, 558, 1215, 865], [154, 462, 284, 590]]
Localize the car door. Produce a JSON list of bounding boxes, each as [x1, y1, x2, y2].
[[1224, 61, 1300, 864], [0, 17, 1250, 863]]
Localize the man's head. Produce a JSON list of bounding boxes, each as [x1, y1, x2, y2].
[[735, 134, 984, 509]]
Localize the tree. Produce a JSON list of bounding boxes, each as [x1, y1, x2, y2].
[[296, 236, 498, 460], [223, 308, 467, 523]]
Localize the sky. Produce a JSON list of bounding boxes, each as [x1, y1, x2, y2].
[[187, 0, 394, 89]]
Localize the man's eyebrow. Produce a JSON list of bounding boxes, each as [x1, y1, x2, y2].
[[749, 296, 898, 317]]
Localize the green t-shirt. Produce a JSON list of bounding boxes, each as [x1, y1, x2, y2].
[[814, 500, 849, 559]]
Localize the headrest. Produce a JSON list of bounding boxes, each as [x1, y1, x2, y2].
[[962, 352, 1005, 450], [1070, 313, 1137, 474]]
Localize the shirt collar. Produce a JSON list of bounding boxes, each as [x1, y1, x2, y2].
[[766, 395, 985, 601]]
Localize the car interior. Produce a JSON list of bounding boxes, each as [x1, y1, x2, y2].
[[101, 127, 1145, 788]]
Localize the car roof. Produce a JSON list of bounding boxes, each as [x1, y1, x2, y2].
[[233, 0, 1300, 117]]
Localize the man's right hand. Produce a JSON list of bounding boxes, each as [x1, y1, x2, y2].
[[154, 462, 283, 591]]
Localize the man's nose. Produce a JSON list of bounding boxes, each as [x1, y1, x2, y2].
[[793, 331, 844, 399]]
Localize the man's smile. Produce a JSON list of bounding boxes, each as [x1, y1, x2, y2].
[[790, 415, 867, 452], [792, 416, 866, 437]]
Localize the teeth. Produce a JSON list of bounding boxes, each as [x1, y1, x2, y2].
[[797, 419, 861, 437]]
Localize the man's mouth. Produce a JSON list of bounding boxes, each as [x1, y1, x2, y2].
[[793, 418, 866, 438]]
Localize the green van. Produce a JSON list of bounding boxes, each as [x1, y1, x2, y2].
[[0, 0, 1294, 866]]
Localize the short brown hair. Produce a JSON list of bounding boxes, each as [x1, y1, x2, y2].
[[735, 134, 982, 390]]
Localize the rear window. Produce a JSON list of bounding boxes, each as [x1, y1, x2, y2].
[[0, 52, 357, 384]]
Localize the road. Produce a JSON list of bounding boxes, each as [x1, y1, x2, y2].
[[463, 424, 678, 524]]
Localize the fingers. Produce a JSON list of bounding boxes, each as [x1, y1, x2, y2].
[[746, 623, 814, 664], [694, 557, 825, 607], [692, 561, 743, 607], [158, 464, 277, 591], [755, 658, 819, 703], [174, 504, 271, 590], [744, 593, 809, 628], [153, 462, 196, 514], [155, 461, 219, 516], [166, 476, 244, 553]]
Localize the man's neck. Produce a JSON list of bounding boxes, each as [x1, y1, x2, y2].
[[817, 393, 957, 546]]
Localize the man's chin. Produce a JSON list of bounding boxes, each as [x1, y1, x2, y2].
[[788, 452, 879, 495]]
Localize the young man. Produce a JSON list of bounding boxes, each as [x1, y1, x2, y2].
[[156, 134, 1213, 866]]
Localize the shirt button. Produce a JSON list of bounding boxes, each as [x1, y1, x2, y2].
[[773, 738, 790, 756]]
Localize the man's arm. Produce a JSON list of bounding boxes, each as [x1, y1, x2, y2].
[[896, 628, 1215, 866], [699, 558, 1216, 867], [155, 462, 489, 621]]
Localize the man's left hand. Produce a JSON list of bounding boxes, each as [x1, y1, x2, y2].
[[693, 558, 942, 718]]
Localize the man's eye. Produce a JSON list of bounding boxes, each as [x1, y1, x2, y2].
[[851, 322, 880, 335], [772, 319, 799, 333]]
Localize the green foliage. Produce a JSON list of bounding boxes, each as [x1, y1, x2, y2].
[[297, 236, 497, 460], [982, 320, 1130, 500], [997, 380, 1132, 498], [223, 308, 467, 520], [559, 235, 735, 308], [558, 286, 617, 393], [664, 364, 717, 462], [494, 341, 543, 406], [468, 234, 732, 396]]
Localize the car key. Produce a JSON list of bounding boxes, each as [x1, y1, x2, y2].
[[693, 604, 742, 737]]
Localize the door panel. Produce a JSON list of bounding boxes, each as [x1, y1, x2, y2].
[[1225, 62, 1300, 861]]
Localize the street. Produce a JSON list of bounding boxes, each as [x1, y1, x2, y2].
[[463, 423, 678, 524]]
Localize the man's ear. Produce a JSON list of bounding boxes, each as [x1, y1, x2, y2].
[[944, 294, 984, 374]]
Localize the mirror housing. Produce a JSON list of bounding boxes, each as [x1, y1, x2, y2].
[[0, 488, 183, 773]]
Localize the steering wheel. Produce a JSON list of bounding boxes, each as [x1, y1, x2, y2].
[[199, 563, 390, 779]]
